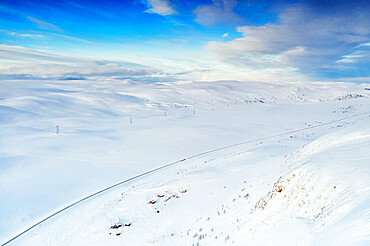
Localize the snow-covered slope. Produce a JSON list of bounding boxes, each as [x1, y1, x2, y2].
[[0, 79, 369, 245]]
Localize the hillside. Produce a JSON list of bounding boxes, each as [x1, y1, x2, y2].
[[0, 79, 369, 245]]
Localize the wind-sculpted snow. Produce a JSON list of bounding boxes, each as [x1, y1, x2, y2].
[[0, 79, 369, 245]]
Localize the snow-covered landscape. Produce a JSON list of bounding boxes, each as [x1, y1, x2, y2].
[[1, 0, 370, 245], [1, 79, 369, 245]]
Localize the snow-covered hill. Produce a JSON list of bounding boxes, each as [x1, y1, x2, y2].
[[0, 79, 369, 245]]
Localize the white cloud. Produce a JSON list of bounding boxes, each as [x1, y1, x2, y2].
[[145, 0, 176, 16], [336, 54, 364, 63], [0, 44, 85, 64], [3, 29, 92, 44], [0, 45, 158, 79], [7, 32, 45, 38], [27, 16, 62, 32], [193, 0, 240, 26], [358, 42, 370, 47], [207, 2, 370, 77], [0, 45, 303, 82], [222, 33, 229, 38], [336, 58, 356, 63], [1, 63, 155, 79]]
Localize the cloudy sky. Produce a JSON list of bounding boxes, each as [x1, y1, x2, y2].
[[0, 0, 369, 82]]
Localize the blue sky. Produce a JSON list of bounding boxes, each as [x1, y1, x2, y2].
[[0, 0, 369, 82]]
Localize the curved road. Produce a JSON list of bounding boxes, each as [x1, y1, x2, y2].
[[2, 111, 369, 246]]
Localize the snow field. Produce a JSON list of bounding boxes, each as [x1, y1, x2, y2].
[[0, 79, 369, 245]]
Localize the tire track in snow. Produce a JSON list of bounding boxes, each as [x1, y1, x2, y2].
[[2, 111, 369, 246]]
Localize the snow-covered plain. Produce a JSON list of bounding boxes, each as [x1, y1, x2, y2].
[[0, 79, 369, 245]]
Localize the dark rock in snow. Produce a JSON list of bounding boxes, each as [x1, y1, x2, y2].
[[110, 224, 122, 229]]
